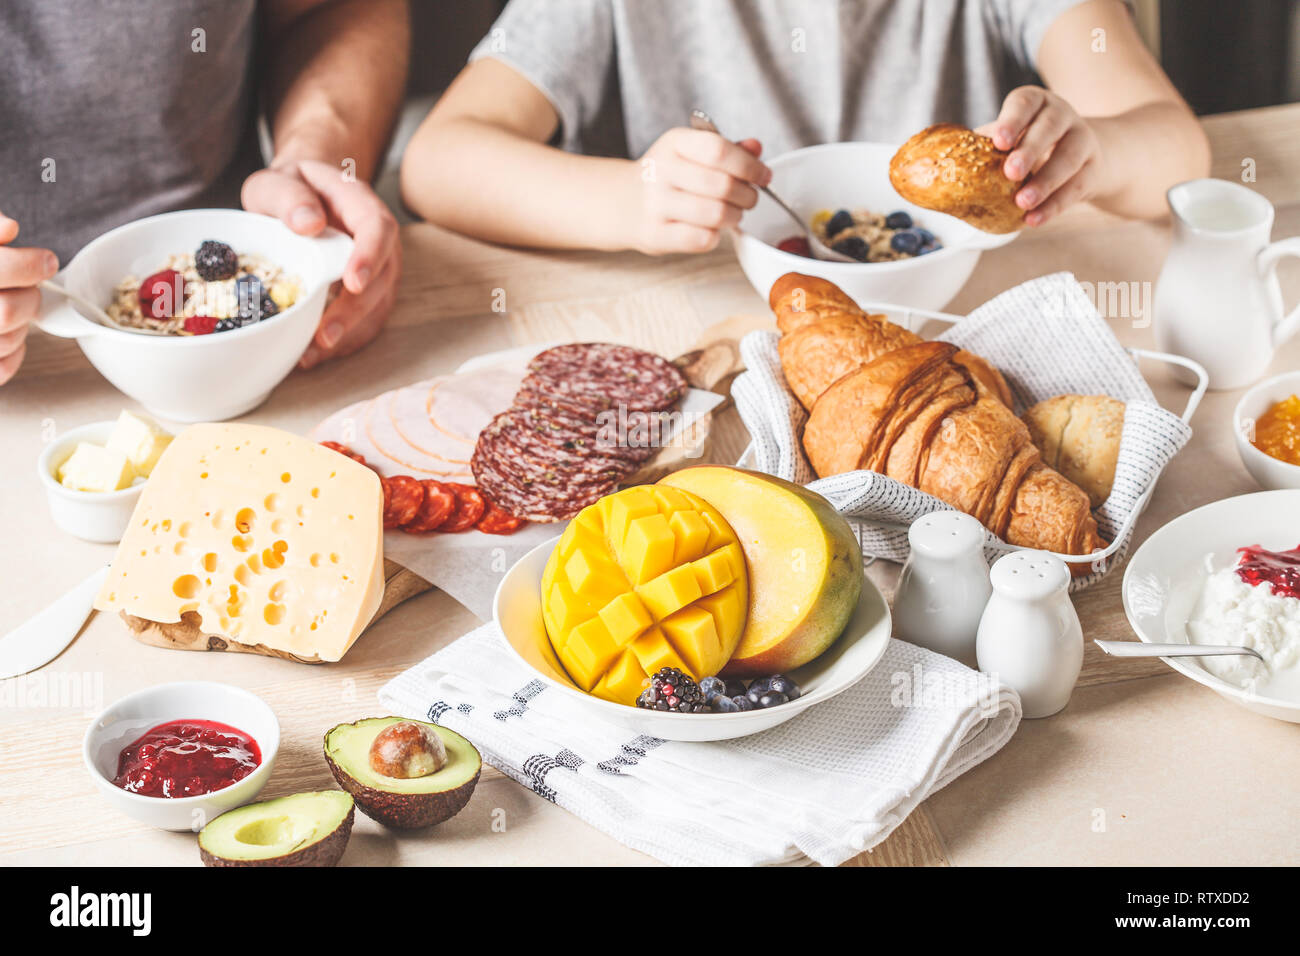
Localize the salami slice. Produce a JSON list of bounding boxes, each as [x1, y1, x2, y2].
[[402, 480, 457, 533], [320, 440, 367, 466], [512, 402, 657, 464], [381, 475, 425, 529], [525, 343, 687, 411], [471, 450, 616, 522], [439, 483, 488, 532], [476, 499, 526, 535]]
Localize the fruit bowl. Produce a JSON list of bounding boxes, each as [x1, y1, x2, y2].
[[493, 535, 892, 742], [732, 141, 1017, 310], [35, 209, 352, 422]]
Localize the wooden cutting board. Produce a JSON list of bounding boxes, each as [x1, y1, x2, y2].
[[123, 325, 758, 661]]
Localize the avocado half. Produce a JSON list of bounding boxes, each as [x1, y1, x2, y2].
[[323, 717, 481, 829], [198, 790, 354, 867]]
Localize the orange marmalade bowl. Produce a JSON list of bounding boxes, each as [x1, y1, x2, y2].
[[1251, 394, 1300, 466], [1235, 373, 1300, 491]]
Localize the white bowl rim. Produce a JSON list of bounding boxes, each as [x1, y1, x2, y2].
[[1121, 489, 1300, 713], [82, 679, 281, 806], [36, 420, 154, 503], [493, 534, 892, 723], [57, 207, 341, 346], [737, 140, 1019, 273], [1232, 370, 1300, 478]]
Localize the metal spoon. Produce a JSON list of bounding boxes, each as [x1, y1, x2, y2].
[[1094, 640, 1267, 663], [40, 280, 171, 335], [688, 110, 856, 263]]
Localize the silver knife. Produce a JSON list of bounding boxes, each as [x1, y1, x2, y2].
[[0, 565, 108, 679]]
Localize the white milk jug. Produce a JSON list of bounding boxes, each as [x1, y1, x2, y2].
[[1154, 178, 1300, 390], [976, 551, 1082, 719], [892, 511, 991, 668]]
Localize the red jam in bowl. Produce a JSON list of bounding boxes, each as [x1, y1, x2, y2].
[[1235, 544, 1300, 600], [112, 719, 261, 798]]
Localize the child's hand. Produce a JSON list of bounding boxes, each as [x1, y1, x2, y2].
[[629, 129, 772, 254], [981, 86, 1104, 227]]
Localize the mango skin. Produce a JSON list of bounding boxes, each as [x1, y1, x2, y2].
[[658, 466, 863, 676]]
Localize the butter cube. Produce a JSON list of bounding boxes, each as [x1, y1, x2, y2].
[[57, 442, 135, 492], [106, 410, 172, 478]]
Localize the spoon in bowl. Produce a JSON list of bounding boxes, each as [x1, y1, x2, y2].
[[1094, 640, 1266, 662], [688, 110, 856, 264], [40, 280, 171, 335]]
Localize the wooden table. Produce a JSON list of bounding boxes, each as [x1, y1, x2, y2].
[[3, 105, 1299, 867]]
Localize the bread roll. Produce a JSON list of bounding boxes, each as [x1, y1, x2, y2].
[[1023, 394, 1125, 508], [889, 124, 1024, 234]]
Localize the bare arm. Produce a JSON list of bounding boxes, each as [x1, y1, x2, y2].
[[400, 57, 771, 254], [985, 0, 1209, 225]]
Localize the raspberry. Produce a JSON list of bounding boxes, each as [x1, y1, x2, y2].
[[183, 315, 217, 335], [776, 236, 812, 257], [138, 269, 185, 320]]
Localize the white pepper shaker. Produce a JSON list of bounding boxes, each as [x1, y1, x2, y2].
[[893, 511, 992, 668], [975, 551, 1083, 718]]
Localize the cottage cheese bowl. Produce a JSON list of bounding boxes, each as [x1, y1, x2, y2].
[[733, 142, 1018, 309], [36, 209, 353, 422]]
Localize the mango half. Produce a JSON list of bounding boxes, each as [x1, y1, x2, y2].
[[541, 485, 749, 704], [658, 466, 863, 676]]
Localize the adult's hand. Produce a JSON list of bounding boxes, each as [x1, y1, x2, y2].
[[0, 214, 58, 386], [242, 158, 400, 369]]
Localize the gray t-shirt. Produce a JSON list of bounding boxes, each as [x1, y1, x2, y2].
[[471, 0, 1086, 159], [0, 0, 262, 263]]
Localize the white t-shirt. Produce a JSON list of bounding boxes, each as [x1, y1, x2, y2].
[[470, 0, 1089, 159]]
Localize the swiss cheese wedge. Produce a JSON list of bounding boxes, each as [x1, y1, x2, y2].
[[95, 423, 385, 661]]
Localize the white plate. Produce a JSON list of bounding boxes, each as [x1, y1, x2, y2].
[[1122, 490, 1300, 722], [493, 535, 892, 741]]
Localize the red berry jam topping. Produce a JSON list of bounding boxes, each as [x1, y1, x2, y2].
[[1235, 544, 1300, 600], [112, 719, 261, 798]]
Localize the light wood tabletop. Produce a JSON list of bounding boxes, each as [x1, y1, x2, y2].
[[3, 104, 1299, 867]]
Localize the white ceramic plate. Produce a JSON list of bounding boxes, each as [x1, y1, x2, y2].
[[494, 536, 892, 741], [1122, 490, 1300, 723]]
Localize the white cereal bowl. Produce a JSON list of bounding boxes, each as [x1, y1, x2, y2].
[[733, 142, 1018, 309], [1233, 371, 1300, 490], [493, 535, 893, 742], [36, 419, 161, 543], [1122, 491, 1300, 723], [36, 209, 353, 422], [83, 680, 281, 831]]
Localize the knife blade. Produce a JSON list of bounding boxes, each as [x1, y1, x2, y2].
[[0, 565, 108, 679]]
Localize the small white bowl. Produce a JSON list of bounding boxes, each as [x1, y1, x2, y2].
[[83, 680, 281, 831], [36, 209, 353, 422], [494, 536, 892, 742], [733, 142, 1017, 310], [1233, 371, 1300, 490], [37, 420, 152, 543]]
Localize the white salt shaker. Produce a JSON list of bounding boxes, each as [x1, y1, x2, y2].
[[893, 511, 992, 668], [976, 551, 1083, 718]]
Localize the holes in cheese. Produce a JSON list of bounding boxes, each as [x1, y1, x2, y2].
[[540, 486, 749, 705], [95, 423, 385, 662]]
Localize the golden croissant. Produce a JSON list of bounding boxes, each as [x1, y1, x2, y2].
[[771, 273, 1105, 558]]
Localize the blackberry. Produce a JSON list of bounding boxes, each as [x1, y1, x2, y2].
[[832, 236, 870, 262], [214, 317, 241, 333], [825, 209, 855, 238], [234, 274, 278, 326], [635, 667, 709, 713], [194, 240, 238, 282]]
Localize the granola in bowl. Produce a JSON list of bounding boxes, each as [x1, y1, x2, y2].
[[776, 208, 943, 263], [107, 240, 302, 335]]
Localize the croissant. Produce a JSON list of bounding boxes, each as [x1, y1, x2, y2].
[[774, 275, 1105, 558]]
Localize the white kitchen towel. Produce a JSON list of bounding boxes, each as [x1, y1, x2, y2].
[[379, 623, 1021, 867], [731, 271, 1194, 590]]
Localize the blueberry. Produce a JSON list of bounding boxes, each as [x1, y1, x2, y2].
[[747, 677, 771, 697], [699, 676, 726, 698], [832, 236, 870, 262], [914, 228, 936, 244], [769, 676, 801, 700], [758, 690, 790, 708], [890, 230, 922, 255], [722, 679, 748, 698], [825, 209, 855, 237], [711, 695, 740, 713], [918, 242, 940, 255], [885, 211, 913, 230], [731, 695, 755, 712]]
